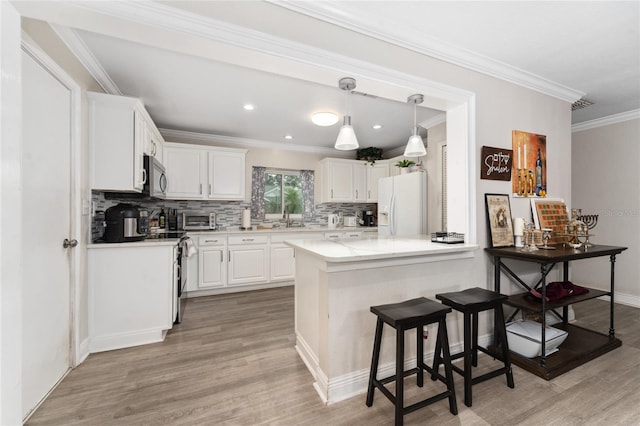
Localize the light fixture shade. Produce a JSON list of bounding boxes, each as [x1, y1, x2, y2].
[[335, 116, 359, 150], [312, 112, 339, 126], [404, 133, 426, 157]]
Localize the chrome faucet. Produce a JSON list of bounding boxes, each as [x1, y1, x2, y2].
[[284, 208, 292, 228]]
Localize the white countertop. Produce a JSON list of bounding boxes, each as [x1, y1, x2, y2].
[[285, 235, 477, 262], [189, 226, 377, 235]]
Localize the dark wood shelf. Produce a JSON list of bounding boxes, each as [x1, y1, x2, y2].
[[505, 287, 610, 313], [490, 323, 622, 380], [486, 244, 627, 380]]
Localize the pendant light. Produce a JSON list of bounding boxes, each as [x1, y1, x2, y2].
[[335, 77, 359, 150], [404, 94, 427, 157]]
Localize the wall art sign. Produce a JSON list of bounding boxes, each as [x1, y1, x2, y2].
[[480, 146, 512, 181], [485, 193, 514, 247], [512, 130, 547, 197]]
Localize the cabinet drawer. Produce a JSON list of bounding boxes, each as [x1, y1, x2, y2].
[[270, 232, 324, 243], [198, 235, 226, 246], [228, 235, 268, 245], [343, 231, 363, 239]]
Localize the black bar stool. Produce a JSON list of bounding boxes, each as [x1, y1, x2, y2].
[[433, 287, 514, 407], [366, 297, 458, 426]]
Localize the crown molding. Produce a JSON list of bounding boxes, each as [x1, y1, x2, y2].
[[159, 128, 354, 158], [420, 113, 447, 130], [270, 1, 584, 103], [572, 109, 640, 133], [51, 24, 121, 95]]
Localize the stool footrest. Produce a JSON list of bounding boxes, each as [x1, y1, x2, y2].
[[378, 367, 421, 385], [471, 367, 510, 386], [404, 391, 452, 415]]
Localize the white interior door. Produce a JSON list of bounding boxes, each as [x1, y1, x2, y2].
[[21, 49, 72, 419]]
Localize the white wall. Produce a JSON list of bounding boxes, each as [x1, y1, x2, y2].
[[572, 118, 640, 306]]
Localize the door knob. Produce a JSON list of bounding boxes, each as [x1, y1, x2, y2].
[[63, 238, 78, 248]]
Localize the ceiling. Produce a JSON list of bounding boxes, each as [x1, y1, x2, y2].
[[47, 1, 639, 153]]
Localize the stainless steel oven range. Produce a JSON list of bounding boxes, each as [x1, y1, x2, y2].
[[174, 236, 190, 324]]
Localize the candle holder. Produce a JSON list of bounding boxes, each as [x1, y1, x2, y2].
[[523, 222, 539, 251], [517, 169, 526, 196], [577, 213, 598, 248]]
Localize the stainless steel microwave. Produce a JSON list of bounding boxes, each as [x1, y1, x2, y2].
[[182, 211, 216, 230]]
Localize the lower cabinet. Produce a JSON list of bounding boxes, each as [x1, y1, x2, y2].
[[187, 230, 370, 294], [197, 235, 227, 289], [228, 235, 269, 285], [88, 243, 175, 352]]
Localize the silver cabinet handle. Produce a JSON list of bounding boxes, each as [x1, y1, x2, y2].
[[331, 189, 333, 199], [63, 238, 78, 248], [368, 190, 371, 199], [199, 183, 203, 194], [204, 239, 218, 243], [209, 183, 212, 195], [355, 189, 358, 199], [242, 238, 254, 242]]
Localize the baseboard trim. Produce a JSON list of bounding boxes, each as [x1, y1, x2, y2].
[[295, 331, 473, 405], [90, 328, 167, 353]]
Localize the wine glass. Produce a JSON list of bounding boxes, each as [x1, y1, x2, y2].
[[541, 228, 555, 250]]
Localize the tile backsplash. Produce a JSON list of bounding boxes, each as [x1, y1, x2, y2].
[[91, 191, 376, 241]]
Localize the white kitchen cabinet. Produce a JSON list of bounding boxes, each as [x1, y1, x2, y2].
[[164, 145, 207, 199], [366, 163, 389, 201], [89, 92, 151, 192], [228, 235, 269, 285], [88, 243, 175, 352], [318, 158, 390, 203], [197, 235, 227, 289], [269, 232, 323, 282], [142, 121, 164, 161], [353, 163, 367, 202], [208, 150, 246, 200], [319, 159, 354, 202], [163, 143, 246, 200], [324, 230, 366, 240]]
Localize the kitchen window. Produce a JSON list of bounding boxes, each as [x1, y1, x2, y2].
[[264, 170, 303, 219], [251, 166, 314, 220]]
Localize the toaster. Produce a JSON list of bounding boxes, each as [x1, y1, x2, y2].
[[344, 216, 357, 227]]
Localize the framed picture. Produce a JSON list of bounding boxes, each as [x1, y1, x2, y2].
[[485, 193, 514, 247], [531, 198, 569, 244]]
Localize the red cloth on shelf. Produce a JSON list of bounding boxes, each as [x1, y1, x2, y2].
[[529, 281, 589, 302]]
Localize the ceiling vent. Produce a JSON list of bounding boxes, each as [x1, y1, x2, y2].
[[572, 98, 594, 111]]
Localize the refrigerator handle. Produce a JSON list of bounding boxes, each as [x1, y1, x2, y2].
[[390, 194, 396, 235]]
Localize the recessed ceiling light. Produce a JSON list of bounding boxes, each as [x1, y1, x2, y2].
[[373, 124, 383, 130], [284, 135, 293, 140], [243, 104, 255, 111], [311, 112, 339, 126]]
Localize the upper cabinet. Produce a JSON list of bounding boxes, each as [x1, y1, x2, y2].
[[89, 92, 165, 193], [318, 158, 389, 203], [163, 142, 247, 200]]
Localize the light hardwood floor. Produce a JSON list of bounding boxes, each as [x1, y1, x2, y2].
[[27, 287, 640, 425]]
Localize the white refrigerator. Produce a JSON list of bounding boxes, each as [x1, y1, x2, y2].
[[377, 172, 427, 236]]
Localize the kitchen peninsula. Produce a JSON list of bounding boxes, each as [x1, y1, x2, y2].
[[285, 236, 477, 404]]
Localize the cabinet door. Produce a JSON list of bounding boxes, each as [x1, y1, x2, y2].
[[132, 111, 146, 190], [198, 247, 226, 289], [270, 244, 295, 282], [228, 246, 268, 285], [164, 147, 207, 199], [367, 163, 389, 201], [208, 151, 245, 200], [328, 161, 354, 202], [353, 164, 367, 202]]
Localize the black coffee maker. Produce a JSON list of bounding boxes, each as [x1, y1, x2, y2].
[[104, 203, 149, 242], [363, 210, 376, 227]]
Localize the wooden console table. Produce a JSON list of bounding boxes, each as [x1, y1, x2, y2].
[[485, 244, 627, 380]]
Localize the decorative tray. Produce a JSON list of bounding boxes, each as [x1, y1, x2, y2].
[[431, 232, 465, 244]]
